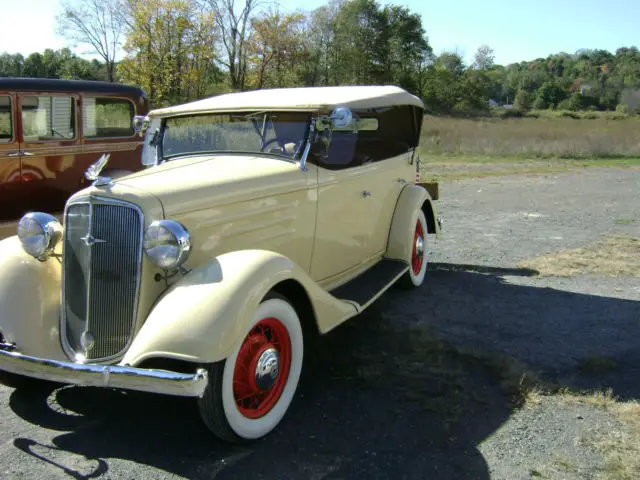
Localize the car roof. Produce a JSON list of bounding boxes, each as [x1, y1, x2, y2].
[[149, 85, 424, 117], [0, 77, 147, 99]]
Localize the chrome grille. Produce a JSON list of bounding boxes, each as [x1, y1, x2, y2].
[[62, 198, 143, 361]]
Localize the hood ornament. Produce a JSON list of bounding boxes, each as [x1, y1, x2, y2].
[[85, 154, 112, 186]]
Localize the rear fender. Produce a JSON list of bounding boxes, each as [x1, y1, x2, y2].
[[122, 250, 357, 366], [385, 184, 439, 262]]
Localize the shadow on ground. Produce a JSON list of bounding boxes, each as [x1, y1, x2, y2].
[[6, 263, 640, 479]]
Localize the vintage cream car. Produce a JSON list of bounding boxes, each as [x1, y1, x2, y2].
[[0, 85, 440, 443]]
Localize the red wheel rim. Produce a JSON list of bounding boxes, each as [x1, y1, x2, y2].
[[232, 317, 292, 419], [411, 220, 424, 275]]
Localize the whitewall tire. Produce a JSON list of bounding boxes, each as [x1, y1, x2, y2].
[[399, 209, 428, 288], [198, 292, 303, 443]]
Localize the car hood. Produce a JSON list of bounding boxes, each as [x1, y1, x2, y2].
[[113, 154, 312, 216]]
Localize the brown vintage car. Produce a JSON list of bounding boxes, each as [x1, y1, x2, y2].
[[0, 78, 148, 238]]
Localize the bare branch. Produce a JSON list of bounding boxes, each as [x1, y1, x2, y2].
[[56, 0, 123, 81]]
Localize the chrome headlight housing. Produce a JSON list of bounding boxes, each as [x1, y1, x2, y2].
[[17, 212, 63, 260], [143, 220, 191, 269]]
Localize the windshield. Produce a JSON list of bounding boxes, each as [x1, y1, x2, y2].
[[161, 111, 311, 161]]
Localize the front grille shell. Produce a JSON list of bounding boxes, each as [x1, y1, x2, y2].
[[61, 196, 144, 363]]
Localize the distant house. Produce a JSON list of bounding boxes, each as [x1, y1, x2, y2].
[[579, 84, 593, 96]]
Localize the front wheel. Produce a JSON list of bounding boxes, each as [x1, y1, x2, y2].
[[197, 293, 304, 443], [398, 209, 428, 289]]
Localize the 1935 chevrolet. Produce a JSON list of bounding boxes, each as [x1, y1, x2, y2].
[[0, 85, 440, 443]]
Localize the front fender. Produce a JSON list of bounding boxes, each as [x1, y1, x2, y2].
[[0, 236, 66, 361], [122, 249, 357, 366]]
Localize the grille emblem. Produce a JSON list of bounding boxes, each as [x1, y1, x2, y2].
[[80, 234, 106, 247]]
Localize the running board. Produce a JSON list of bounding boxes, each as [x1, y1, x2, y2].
[[329, 259, 408, 308]]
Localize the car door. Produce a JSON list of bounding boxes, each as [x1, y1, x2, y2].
[[361, 151, 414, 256], [309, 131, 375, 282], [18, 93, 82, 217], [353, 105, 423, 258], [0, 92, 22, 236]]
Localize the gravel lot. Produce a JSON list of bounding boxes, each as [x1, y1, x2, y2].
[[1, 166, 639, 479]]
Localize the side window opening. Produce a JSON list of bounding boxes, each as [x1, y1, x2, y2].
[[22, 95, 76, 141], [83, 97, 135, 138], [310, 105, 418, 170], [0, 96, 12, 142], [353, 106, 415, 162], [310, 130, 359, 170]]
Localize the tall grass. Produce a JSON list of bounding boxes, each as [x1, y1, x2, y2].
[[420, 115, 640, 159]]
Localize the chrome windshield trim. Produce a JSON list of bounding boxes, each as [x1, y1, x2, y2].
[[298, 117, 317, 172], [0, 349, 208, 398], [61, 195, 145, 364]]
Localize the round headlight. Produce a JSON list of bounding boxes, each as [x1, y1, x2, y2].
[[143, 220, 191, 269], [17, 212, 63, 260]]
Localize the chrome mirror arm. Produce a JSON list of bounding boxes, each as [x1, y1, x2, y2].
[[298, 117, 317, 172]]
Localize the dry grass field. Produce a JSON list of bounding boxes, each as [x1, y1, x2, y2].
[[519, 236, 640, 278], [419, 114, 640, 159]]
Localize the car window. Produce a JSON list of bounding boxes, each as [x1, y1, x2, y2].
[[83, 97, 135, 138], [310, 105, 416, 170], [0, 96, 11, 142], [354, 105, 414, 161], [22, 95, 76, 141], [309, 130, 360, 170], [161, 112, 310, 161]]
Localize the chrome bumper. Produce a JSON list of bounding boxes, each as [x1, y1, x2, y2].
[[0, 349, 208, 398]]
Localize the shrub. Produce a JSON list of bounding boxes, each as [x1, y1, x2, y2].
[[532, 96, 548, 110], [616, 104, 630, 114], [513, 90, 533, 110], [557, 99, 572, 111]]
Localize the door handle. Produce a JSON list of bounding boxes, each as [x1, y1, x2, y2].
[[23, 152, 35, 156], [361, 190, 372, 198]]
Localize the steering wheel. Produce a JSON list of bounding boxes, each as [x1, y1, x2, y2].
[[260, 137, 302, 156]]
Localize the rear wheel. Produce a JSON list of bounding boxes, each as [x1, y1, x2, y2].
[[197, 293, 303, 443], [399, 209, 428, 289]]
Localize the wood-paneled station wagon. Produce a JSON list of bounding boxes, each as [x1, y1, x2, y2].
[[0, 85, 440, 443], [0, 78, 148, 239]]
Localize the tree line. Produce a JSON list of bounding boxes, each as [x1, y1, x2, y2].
[[1, 0, 639, 114]]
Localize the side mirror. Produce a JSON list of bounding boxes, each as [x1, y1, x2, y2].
[[314, 107, 377, 133], [330, 106, 353, 129], [133, 115, 150, 136]]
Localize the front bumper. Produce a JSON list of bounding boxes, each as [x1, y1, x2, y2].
[[0, 348, 208, 397]]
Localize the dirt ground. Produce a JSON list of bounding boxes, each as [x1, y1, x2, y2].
[[0, 166, 638, 479]]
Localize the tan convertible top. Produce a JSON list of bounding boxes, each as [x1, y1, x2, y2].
[[149, 85, 424, 117]]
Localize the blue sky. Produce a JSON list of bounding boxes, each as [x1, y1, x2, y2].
[[1, 0, 638, 66]]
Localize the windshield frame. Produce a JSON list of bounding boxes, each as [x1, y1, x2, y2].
[[157, 110, 313, 164]]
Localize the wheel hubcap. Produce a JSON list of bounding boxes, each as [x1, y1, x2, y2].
[[233, 318, 291, 419], [411, 220, 424, 275], [254, 347, 280, 391]]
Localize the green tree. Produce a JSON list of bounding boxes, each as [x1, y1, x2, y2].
[[472, 44, 495, 70], [118, 0, 220, 106], [534, 81, 566, 109], [513, 89, 533, 110], [246, 9, 306, 89], [436, 52, 465, 79]]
